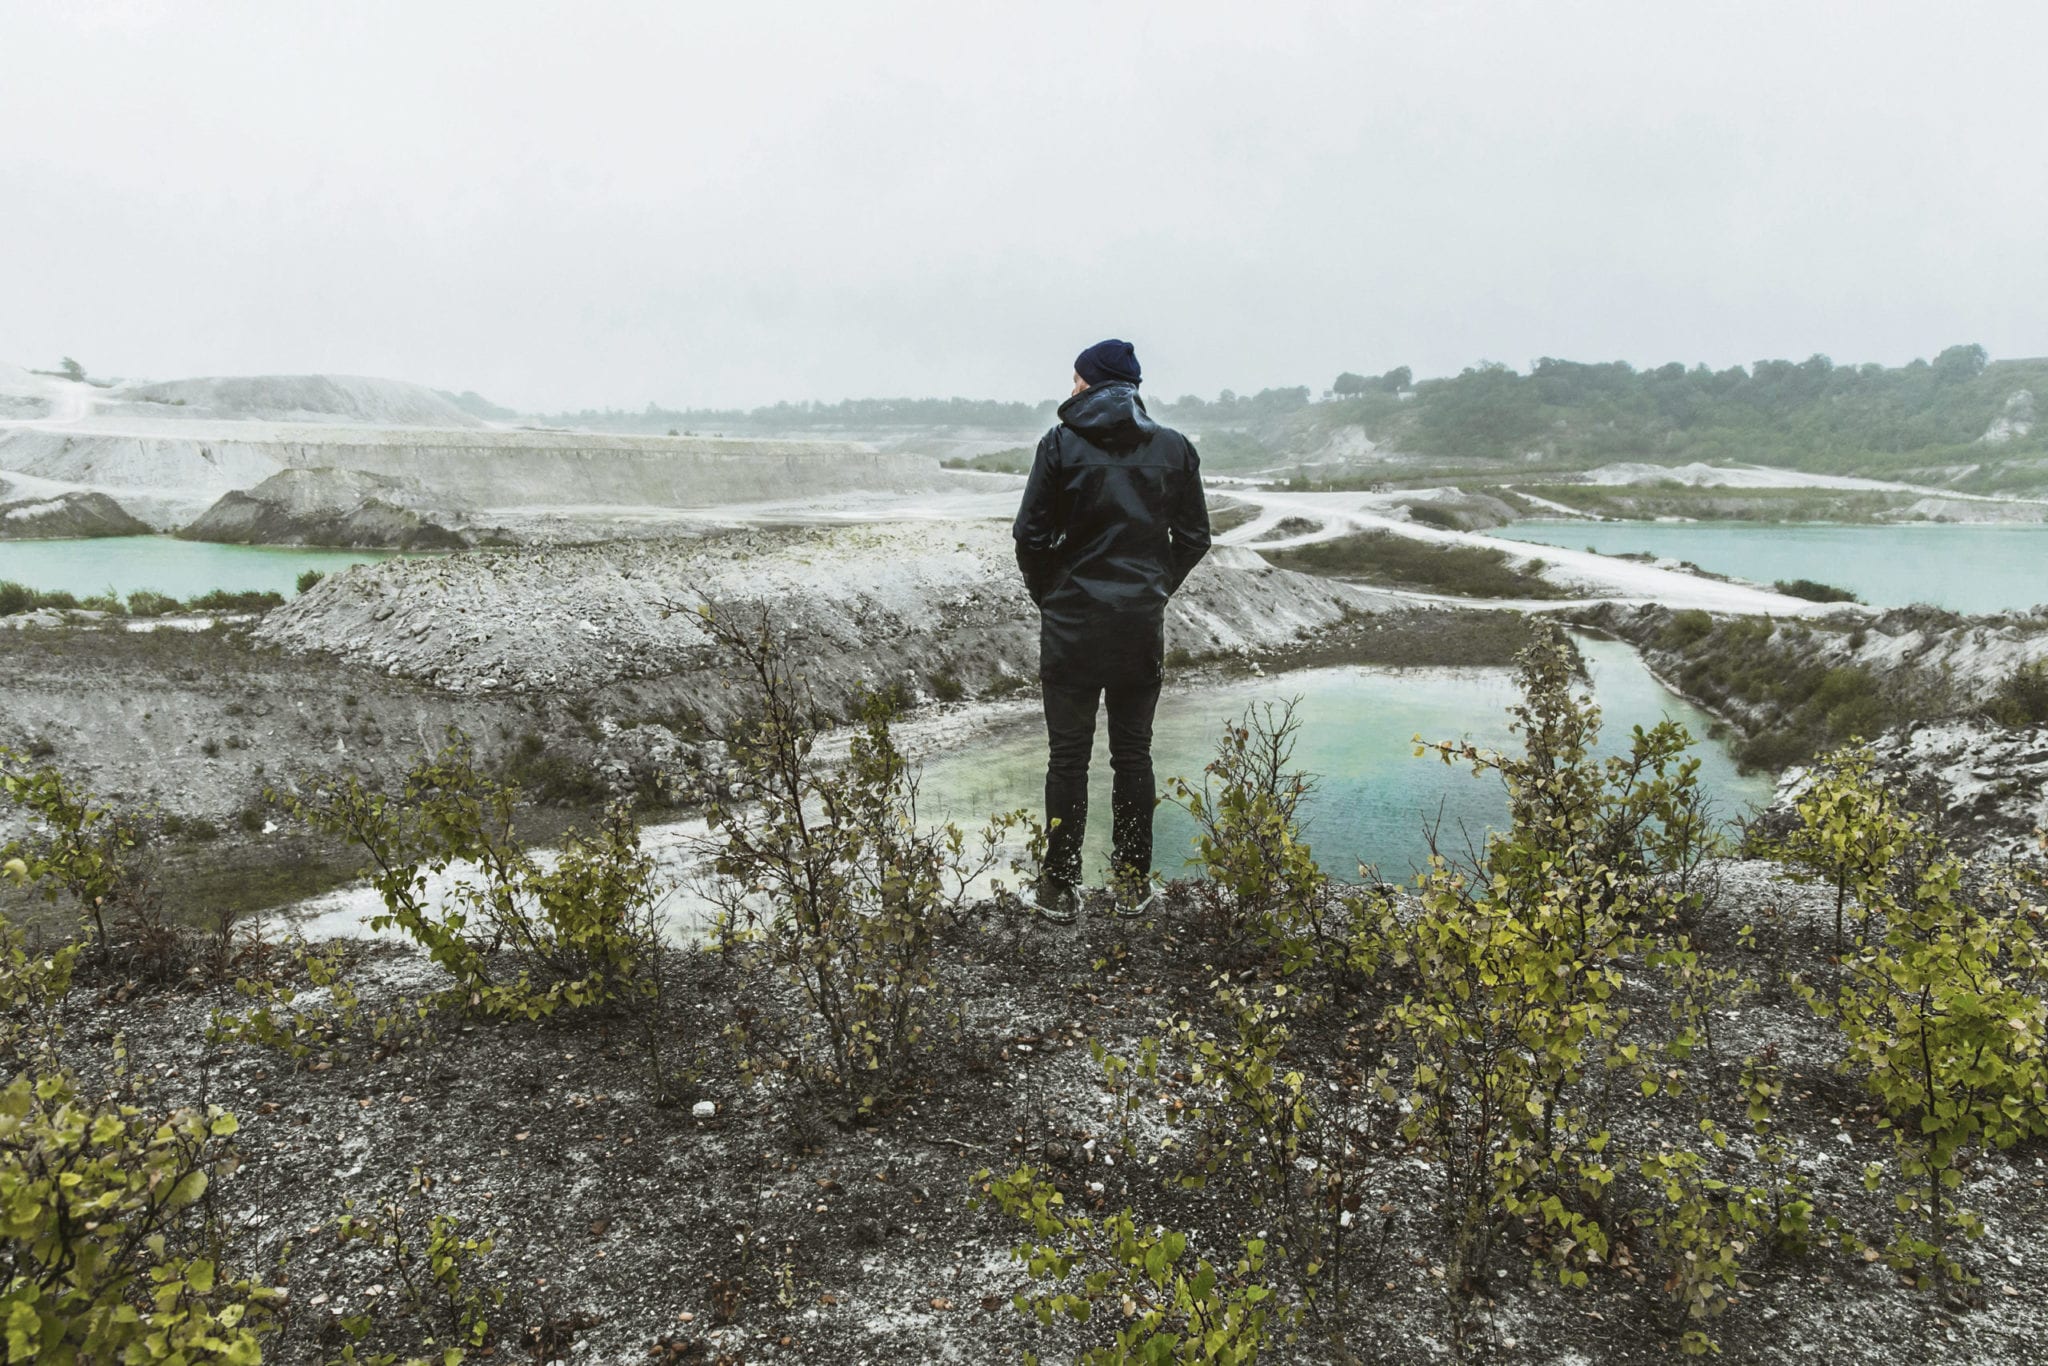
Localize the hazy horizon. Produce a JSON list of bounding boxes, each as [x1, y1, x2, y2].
[[7, 2, 2047, 412]]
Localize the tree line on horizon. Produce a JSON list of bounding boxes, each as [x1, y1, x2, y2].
[[514, 342, 2042, 477]]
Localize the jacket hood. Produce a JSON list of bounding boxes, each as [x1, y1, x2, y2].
[[1057, 381, 1157, 454]]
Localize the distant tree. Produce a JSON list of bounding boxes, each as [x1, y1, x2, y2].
[[1332, 371, 1370, 397], [1381, 365, 1413, 393], [1932, 343, 1988, 384], [58, 357, 84, 382]]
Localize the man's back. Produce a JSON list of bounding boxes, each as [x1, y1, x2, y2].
[[1012, 380, 1210, 687]]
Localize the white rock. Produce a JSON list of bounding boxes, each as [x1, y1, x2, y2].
[[692, 1100, 716, 1119]]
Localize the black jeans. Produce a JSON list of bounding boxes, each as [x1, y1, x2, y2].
[[1041, 679, 1162, 891]]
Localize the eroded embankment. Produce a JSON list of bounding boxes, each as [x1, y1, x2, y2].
[[0, 627, 657, 829], [256, 520, 1393, 699], [1586, 600, 2048, 785]]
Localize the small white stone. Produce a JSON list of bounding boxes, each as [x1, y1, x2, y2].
[[692, 1100, 716, 1119]]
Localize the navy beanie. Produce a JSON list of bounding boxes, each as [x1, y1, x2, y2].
[[1075, 338, 1141, 388]]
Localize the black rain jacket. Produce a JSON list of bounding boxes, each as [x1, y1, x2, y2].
[[1012, 382, 1211, 687]]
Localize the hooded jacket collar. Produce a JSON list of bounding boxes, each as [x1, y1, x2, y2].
[[1057, 381, 1158, 454]]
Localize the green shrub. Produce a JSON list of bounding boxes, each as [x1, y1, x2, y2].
[[1168, 700, 1349, 969], [696, 607, 1020, 1114], [1, 751, 165, 968], [498, 733, 607, 806], [331, 1173, 503, 1359], [1779, 753, 2048, 1285], [278, 734, 661, 1021], [295, 569, 326, 595], [126, 590, 182, 618], [1982, 660, 2048, 727], [1773, 578, 1862, 604], [186, 590, 285, 614], [162, 813, 222, 843], [211, 940, 431, 1069], [1398, 629, 1751, 1347], [1651, 615, 1933, 770], [1151, 980, 1395, 1306], [1754, 746, 1916, 952], [939, 447, 1033, 474], [0, 913, 77, 1059], [5, 878, 282, 1366], [0, 582, 83, 616], [1660, 609, 1715, 650], [929, 670, 966, 703], [1403, 502, 1463, 531], [0, 1065, 276, 1364], [974, 1166, 1285, 1365]]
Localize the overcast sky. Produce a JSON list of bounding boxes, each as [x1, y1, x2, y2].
[[5, 2, 2046, 410]]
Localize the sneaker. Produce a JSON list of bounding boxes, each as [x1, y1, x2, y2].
[[1026, 879, 1079, 924], [1105, 877, 1159, 920]]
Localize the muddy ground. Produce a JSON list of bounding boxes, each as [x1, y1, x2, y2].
[[42, 852, 2048, 1366]]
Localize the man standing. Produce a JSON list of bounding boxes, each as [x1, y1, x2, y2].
[[1012, 339, 1211, 920]]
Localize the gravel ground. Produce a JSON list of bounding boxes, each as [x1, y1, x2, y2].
[[39, 855, 2048, 1365]]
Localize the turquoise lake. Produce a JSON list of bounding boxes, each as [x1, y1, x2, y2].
[[915, 638, 1772, 885], [0, 537, 399, 598], [1496, 520, 2048, 614]]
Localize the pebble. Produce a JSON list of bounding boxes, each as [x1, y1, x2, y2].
[[692, 1100, 716, 1119]]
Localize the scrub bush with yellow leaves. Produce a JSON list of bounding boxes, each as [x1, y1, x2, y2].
[[692, 606, 1021, 1116], [1780, 765, 2048, 1286], [974, 1165, 1284, 1366], [0, 905, 274, 1366], [275, 735, 663, 1023], [1393, 630, 1762, 1351]]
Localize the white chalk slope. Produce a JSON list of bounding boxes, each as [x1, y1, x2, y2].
[[1219, 487, 1834, 615], [257, 520, 1393, 694], [0, 365, 935, 532]]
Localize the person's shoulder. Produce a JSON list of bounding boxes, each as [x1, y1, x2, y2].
[[1149, 420, 1198, 462]]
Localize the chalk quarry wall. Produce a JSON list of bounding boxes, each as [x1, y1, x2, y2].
[[0, 424, 930, 529]]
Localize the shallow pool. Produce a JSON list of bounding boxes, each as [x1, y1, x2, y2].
[[1496, 519, 2048, 614], [915, 637, 1772, 884], [0, 536, 402, 598]]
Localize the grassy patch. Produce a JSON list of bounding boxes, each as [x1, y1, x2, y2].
[[1206, 500, 1259, 535], [157, 838, 365, 928], [0, 581, 284, 617], [1510, 483, 1912, 524], [1265, 531, 1567, 600], [1264, 607, 1546, 670]]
